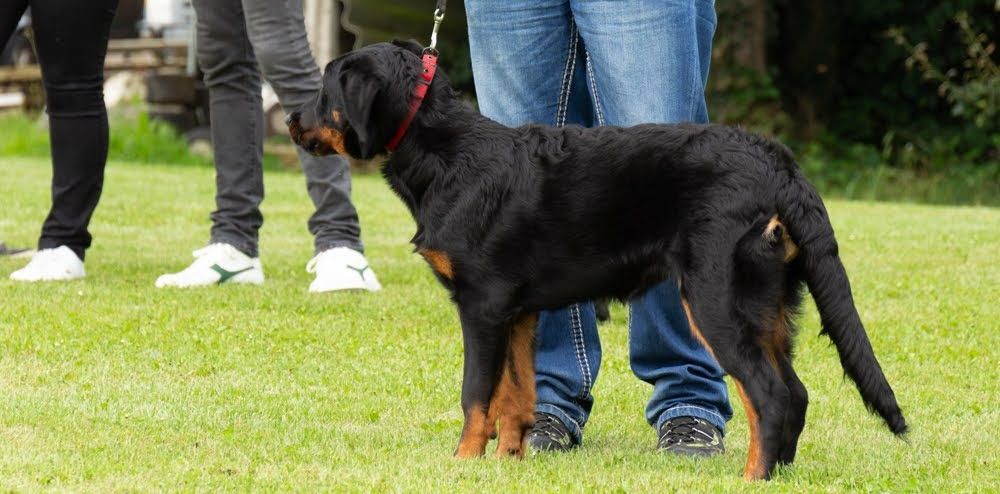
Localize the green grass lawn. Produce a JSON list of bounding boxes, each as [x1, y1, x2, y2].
[[1, 157, 998, 492]]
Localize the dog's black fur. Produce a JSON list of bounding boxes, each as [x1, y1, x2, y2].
[[288, 41, 907, 480]]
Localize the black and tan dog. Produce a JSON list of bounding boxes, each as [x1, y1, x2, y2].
[[288, 41, 907, 480]]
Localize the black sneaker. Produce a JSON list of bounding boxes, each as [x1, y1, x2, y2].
[[526, 412, 579, 452], [657, 416, 725, 457]]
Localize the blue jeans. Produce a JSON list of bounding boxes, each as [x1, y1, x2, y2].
[[466, 0, 731, 443]]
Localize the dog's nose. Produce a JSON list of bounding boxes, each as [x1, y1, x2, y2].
[[286, 112, 300, 126]]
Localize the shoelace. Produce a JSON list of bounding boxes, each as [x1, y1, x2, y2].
[[660, 417, 715, 445], [532, 414, 570, 441]]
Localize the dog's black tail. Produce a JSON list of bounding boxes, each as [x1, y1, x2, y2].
[[776, 173, 908, 436]]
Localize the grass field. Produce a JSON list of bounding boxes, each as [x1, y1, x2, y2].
[[1, 157, 998, 492]]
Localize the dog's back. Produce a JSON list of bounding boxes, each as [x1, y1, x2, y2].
[[506, 123, 800, 305]]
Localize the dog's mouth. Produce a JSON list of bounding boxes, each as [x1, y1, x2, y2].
[[287, 113, 348, 157]]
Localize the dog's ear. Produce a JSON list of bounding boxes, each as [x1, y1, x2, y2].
[[390, 38, 424, 56], [338, 58, 382, 158]]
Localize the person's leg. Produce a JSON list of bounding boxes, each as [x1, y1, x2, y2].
[[240, 0, 363, 255], [467, 0, 593, 128], [30, 0, 118, 261], [571, 0, 732, 435], [628, 284, 731, 430], [570, 0, 714, 125], [191, 0, 265, 257], [466, 0, 599, 445]]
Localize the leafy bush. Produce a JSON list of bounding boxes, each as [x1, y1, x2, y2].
[[886, 11, 1000, 167]]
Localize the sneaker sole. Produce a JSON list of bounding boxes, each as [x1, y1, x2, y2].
[[10, 273, 85, 282], [308, 280, 381, 293], [155, 270, 265, 288]]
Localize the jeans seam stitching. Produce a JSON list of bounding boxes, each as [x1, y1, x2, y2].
[[555, 21, 579, 127], [569, 303, 592, 398], [585, 50, 605, 126]]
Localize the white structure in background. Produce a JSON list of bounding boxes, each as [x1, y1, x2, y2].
[[142, 0, 341, 73], [304, 0, 341, 67], [142, 0, 194, 41]]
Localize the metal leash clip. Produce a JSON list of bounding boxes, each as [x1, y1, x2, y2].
[[426, 3, 446, 55]]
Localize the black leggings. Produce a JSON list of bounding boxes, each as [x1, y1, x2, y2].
[[1, 0, 117, 260]]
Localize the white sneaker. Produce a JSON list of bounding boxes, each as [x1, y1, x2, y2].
[[155, 243, 264, 288], [307, 247, 381, 292], [9, 246, 85, 282]]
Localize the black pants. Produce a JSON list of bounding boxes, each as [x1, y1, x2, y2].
[[1, 0, 117, 260]]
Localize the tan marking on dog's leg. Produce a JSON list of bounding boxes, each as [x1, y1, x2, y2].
[[782, 235, 799, 262], [455, 405, 490, 458], [733, 379, 767, 480], [491, 312, 537, 458], [682, 298, 717, 361], [760, 305, 791, 372]]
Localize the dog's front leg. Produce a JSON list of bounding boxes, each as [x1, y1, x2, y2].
[[454, 303, 512, 458], [489, 312, 537, 458]]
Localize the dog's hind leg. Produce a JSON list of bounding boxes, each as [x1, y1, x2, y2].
[[775, 354, 808, 465], [761, 218, 808, 465], [730, 364, 788, 481], [454, 303, 512, 458], [682, 282, 790, 480], [489, 312, 538, 458]]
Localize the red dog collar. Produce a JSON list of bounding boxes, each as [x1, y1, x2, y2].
[[386, 52, 438, 152]]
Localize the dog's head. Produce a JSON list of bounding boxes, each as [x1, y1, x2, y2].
[[288, 40, 431, 160]]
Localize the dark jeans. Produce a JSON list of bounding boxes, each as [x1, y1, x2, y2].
[[1, 0, 118, 260], [191, 0, 363, 258]]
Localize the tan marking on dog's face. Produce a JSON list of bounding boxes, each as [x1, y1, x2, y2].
[[288, 116, 348, 156], [419, 249, 454, 280], [313, 127, 348, 155], [765, 215, 799, 262], [331, 109, 342, 124]]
